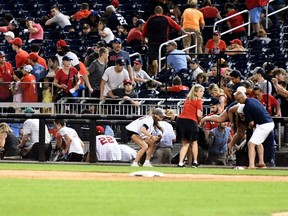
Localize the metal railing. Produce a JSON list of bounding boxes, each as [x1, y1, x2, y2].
[[213, 10, 251, 36], [158, 33, 197, 72], [266, 0, 288, 29]]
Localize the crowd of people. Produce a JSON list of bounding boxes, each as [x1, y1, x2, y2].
[[0, 0, 288, 167]]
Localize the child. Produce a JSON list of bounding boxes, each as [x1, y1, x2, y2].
[[42, 77, 53, 113], [11, 70, 23, 103]]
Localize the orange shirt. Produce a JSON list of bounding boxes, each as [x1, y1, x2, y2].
[[16, 50, 29, 69], [20, 74, 38, 102], [181, 8, 204, 31], [71, 9, 92, 21], [178, 98, 203, 123]]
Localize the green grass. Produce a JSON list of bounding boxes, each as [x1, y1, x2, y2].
[[0, 163, 288, 216]]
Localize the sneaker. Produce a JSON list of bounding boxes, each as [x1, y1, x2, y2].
[[192, 162, 198, 168], [131, 162, 139, 167], [177, 164, 185, 168], [143, 161, 153, 167]]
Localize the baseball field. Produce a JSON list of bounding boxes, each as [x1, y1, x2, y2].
[[0, 162, 288, 216]]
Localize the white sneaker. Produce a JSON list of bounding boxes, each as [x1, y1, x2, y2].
[[131, 162, 139, 167], [143, 162, 153, 167]]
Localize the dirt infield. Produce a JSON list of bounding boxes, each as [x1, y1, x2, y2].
[[1, 170, 288, 182]]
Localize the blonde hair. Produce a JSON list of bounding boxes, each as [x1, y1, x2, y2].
[[0, 122, 13, 133], [208, 83, 224, 95], [187, 84, 204, 100]]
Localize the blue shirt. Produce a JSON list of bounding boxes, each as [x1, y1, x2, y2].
[[244, 98, 273, 125], [31, 63, 46, 82], [209, 127, 230, 154], [167, 49, 188, 72]]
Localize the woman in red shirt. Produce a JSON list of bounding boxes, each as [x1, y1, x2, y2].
[[53, 55, 81, 100], [205, 31, 227, 54], [176, 84, 205, 167]]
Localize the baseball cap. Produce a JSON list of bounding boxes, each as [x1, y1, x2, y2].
[[4, 31, 15, 39], [237, 104, 245, 114], [56, 39, 68, 47], [82, 23, 90, 29], [133, 58, 143, 65], [24, 107, 35, 113], [123, 79, 132, 85], [23, 65, 33, 72], [252, 66, 265, 76], [0, 51, 5, 58], [230, 39, 242, 46], [115, 58, 125, 66], [167, 40, 177, 47], [62, 55, 73, 61], [111, 38, 122, 44], [213, 31, 220, 36], [190, 58, 199, 64], [210, 97, 220, 106], [96, 125, 105, 134], [153, 108, 166, 118], [9, 37, 22, 46], [136, 19, 145, 26], [29, 52, 38, 61], [111, 0, 119, 8]]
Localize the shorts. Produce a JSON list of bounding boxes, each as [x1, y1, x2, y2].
[[176, 117, 199, 142], [249, 122, 274, 145], [126, 130, 139, 140], [249, 7, 263, 23], [148, 44, 166, 61], [182, 28, 203, 50]]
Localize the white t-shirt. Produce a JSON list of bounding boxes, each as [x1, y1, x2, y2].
[[58, 126, 84, 154], [125, 115, 154, 138], [56, 51, 80, 68], [96, 135, 121, 161], [118, 144, 137, 162], [23, 119, 51, 144], [101, 27, 115, 44], [102, 66, 129, 96]]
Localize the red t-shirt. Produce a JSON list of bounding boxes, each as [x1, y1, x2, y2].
[[226, 10, 246, 33], [167, 85, 189, 93], [205, 39, 227, 54], [259, 94, 279, 116], [199, 6, 219, 19], [178, 98, 203, 123], [127, 28, 142, 44], [0, 62, 14, 100], [16, 50, 29, 69], [20, 74, 38, 102], [55, 67, 79, 93]]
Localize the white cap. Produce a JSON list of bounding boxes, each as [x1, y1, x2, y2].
[[236, 86, 246, 93], [237, 104, 245, 114], [23, 65, 33, 72], [4, 31, 15, 39]]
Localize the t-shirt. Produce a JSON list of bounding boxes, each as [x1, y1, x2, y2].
[[205, 39, 227, 54], [112, 88, 138, 98], [199, 6, 219, 19], [126, 115, 155, 138], [20, 74, 38, 102], [29, 23, 43, 41], [31, 63, 46, 82], [95, 135, 121, 161], [0, 61, 13, 100], [23, 119, 51, 144], [54, 67, 79, 93], [58, 126, 83, 154], [127, 28, 142, 44], [181, 8, 204, 31], [87, 59, 106, 90], [178, 98, 203, 123], [226, 10, 246, 33], [15, 50, 29, 68], [167, 49, 188, 72]]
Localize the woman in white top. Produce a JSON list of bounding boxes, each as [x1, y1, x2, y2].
[[98, 19, 115, 44], [125, 108, 165, 167], [53, 119, 84, 162]]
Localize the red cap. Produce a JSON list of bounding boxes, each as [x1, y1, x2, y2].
[[9, 37, 22, 46], [56, 39, 68, 47], [29, 52, 38, 61], [96, 126, 105, 134], [230, 39, 242, 46], [123, 79, 133, 85], [111, 0, 119, 8]]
